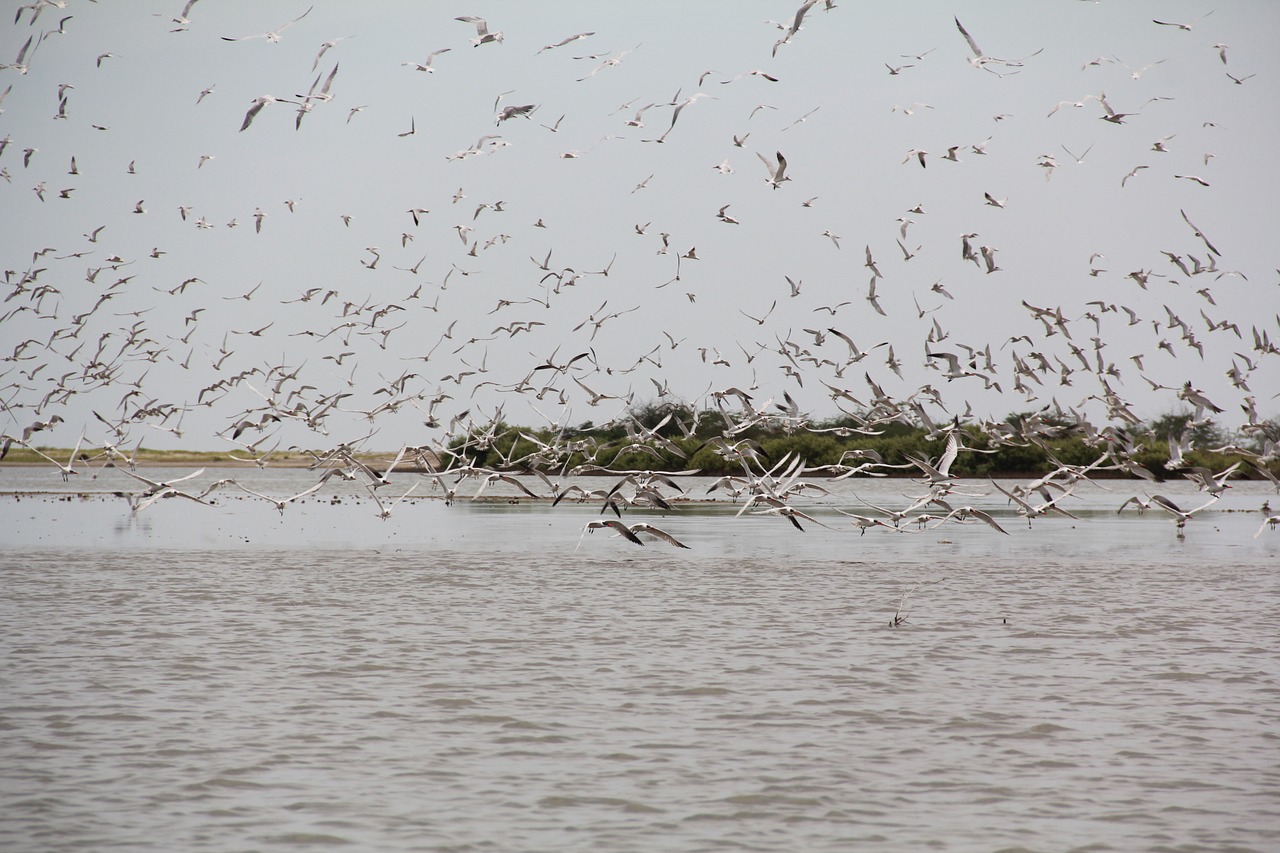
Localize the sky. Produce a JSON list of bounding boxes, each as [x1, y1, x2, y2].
[[2, 0, 1278, 454]]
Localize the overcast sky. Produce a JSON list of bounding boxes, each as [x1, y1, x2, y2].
[[2, 1, 1278, 452]]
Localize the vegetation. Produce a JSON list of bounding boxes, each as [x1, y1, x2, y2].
[[7, 402, 1274, 481]]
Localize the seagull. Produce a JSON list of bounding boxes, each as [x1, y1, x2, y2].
[[456, 15, 503, 46], [757, 150, 789, 189], [232, 479, 326, 514], [402, 48, 450, 72], [496, 103, 537, 124], [539, 31, 595, 53], [576, 518, 646, 549], [1179, 209, 1221, 256], [577, 44, 640, 81], [1152, 11, 1213, 31], [222, 6, 313, 43], [1061, 143, 1093, 163], [629, 523, 690, 548], [240, 95, 296, 132], [649, 92, 714, 142], [1253, 515, 1280, 539], [1149, 493, 1218, 535], [716, 204, 740, 224], [721, 69, 779, 84], [1121, 164, 1149, 187], [311, 36, 353, 71], [954, 16, 1041, 73], [1115, 56, 1165, 79]]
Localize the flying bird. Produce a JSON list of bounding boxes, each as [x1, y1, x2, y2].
[[222, 6, 313, 43], [757, 150, 790, 189], [456, 15, 503, 46]]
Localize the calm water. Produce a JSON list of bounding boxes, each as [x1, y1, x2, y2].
[[2, 469, 1278, 851]]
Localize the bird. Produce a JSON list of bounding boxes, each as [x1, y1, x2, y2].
[[1121, 165, 1149, 187], [232, 479, 326, 514], [757, 150, 789, 189], [1148, 494, 1219, 535], [222, 6, 313, 43], [311, 36, 353, 71], [1117, 495, 1155, 514], [954, 16, 1042, 73], [628, 523, 690, 548], [539, 31, 595, 53], [240, 95, 296, 131], [576, 518, 646, 549], [456, 15, 503, 46], [1152, 12, 1213, 31], [1253, 515, 1280, 539], [402, 48, 450, 72], [1061, 143, 1093, 163]]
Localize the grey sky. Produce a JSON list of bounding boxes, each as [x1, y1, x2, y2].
[[2, 1, 1277, 452]]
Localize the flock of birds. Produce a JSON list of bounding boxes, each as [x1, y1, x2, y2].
[[2, 1, 1278, 547]]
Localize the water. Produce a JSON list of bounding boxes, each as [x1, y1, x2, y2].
[[2, 470, 1278, 851]]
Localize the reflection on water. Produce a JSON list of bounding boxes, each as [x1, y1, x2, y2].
[[2, 467, 1279, 556], [1, 470, 1277, 851]]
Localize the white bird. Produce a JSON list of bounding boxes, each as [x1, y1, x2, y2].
[[402, 48, 450, 72], [1152, 12, 1213, 31], [222, 6, 313, 43], [757, 150, 790, 189], [368, 482, 418, 520], [240, 95, 296, 132], [576, 518, 646, 549], [456, 15, 503, 46], [1117, 495, 1154, 514], [311, 36, 353, 71], [1061, 143, 1093, 163], [232, 479, 326, 514], [954, 16, 1041, 72], [1149, 493, 1218, 534], [539, 31, 595, 53], [1253, 515, 1280, 539], [9, 433, 85, 481], [650, 93, 714, 143], [629, 523, 691, 549], [577, 44, 640, 82], [1121, 164, 1148, 187]]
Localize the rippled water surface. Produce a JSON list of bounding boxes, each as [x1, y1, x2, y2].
[[2, 473, 1278, 851]]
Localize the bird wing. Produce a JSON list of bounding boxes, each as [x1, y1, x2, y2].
[[954, 17, 983, 57]]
